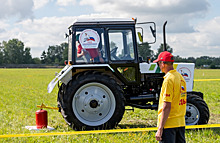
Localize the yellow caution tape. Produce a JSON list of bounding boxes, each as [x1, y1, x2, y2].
[[0, 124, 219, 138], [194, 79, 220, 81], [36, 103, 59, 110]]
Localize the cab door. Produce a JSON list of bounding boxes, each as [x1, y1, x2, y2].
[[107, 27, 140, 85]]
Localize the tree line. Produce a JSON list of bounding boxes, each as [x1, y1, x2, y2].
[[138, 43, 220, 69], [0, 38, 219, 68], [0, 39, 68, 65]]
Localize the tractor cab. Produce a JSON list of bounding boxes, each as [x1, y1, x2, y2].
[[66, 18, 156, 85], [68, 18, 155, 64]]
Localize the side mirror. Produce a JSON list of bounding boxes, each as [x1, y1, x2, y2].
[[64, 33, 68, 39], [150, 26, 156, 38], [64, 29, 72, 39], [136, 22, 156, 44]]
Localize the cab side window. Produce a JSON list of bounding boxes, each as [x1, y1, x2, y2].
[[109, 29, 135, 61]]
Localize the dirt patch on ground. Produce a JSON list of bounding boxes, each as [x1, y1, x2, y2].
[[208, 113, 220, 124]]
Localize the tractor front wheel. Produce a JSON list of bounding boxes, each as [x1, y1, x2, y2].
[[60, 71, 125, 130]]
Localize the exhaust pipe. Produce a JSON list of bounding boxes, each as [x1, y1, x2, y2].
[[163, 21, 167, 51]]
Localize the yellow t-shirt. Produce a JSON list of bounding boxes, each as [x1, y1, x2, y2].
[[157, 70, 187, 128]]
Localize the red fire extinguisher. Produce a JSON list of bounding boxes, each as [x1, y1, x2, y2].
[[35, 109, 48, 129]]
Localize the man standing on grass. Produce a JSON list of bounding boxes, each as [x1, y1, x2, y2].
[[154, 51, 187, 143]]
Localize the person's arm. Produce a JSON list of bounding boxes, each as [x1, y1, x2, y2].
[[77, 50, 85, 58], [77, 44, 87, 58], [77, 48, 88, 58], [155, 101, 171, 141], [97, 49, 104, 63]]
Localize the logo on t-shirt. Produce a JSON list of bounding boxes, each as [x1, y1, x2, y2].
[[181, 80, 186, 97], [181, 86, 185, 91]]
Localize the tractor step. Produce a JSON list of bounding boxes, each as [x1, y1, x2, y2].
[[128, 103, 158, 109], [129, 94, 155, 101]]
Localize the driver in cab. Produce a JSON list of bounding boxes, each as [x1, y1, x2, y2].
[[76, 34, 104, 63]]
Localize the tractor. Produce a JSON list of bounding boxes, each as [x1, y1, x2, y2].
[[47, 18, 209, 130]]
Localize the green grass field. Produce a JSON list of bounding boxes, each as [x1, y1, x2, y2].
[[0, 69, 219, 142]]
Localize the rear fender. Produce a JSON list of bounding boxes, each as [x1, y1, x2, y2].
[[47, 65, 73, 93], [187, 91, 203, 99], [47, 64, 115, 93]]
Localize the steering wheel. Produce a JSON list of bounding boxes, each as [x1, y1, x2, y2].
[[110, 47, 120, 60], [110, 47, 117, 55]]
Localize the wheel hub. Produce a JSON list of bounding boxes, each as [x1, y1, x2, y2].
[[90, 100, 99, 108], [185, 103, 200, 125], [186, 111, 191, 117]]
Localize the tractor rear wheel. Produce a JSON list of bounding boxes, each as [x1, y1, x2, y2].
[[185, 94, 209, 125], [60, 71, 125, 130]]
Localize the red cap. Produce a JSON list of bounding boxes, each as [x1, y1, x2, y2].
[[153, 51, 174, 63]]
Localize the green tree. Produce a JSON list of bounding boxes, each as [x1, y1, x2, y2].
[[46, 45, 56, 64], [3, 39, 24, 64], [154, 43, 173, 60], [41, 50, 47, 64], [61, 42, 68, 64], [174, 55, 187, 63], [23, 47, 33, 64], [137, 42, 154, 61], [2, 39, 32, 64], [210, 64, 216, 69], [33, 57, 41, 64], [0, 42, 3, 64], [41, 42, 68, 65], [187, 57, 196, 63], [195, 56, 213, 68]]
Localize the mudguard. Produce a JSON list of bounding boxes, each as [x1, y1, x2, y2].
[[47, 65, 73, 93], [47, 64, 115, 93]]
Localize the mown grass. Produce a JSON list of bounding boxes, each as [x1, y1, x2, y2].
[[0, 68, 219, 142]]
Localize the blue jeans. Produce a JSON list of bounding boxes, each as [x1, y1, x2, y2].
[[159, 127, 185, 143]]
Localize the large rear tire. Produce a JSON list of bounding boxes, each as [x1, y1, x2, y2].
[[185, 94, 209, 125], [59, 71, 125, 130]]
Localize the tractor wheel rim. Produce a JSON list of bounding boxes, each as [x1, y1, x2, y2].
[[185, 103, 200, 125], [72, 82, 116, 126]]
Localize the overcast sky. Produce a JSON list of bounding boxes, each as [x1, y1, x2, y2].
[[0, 0, 219, 58]]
